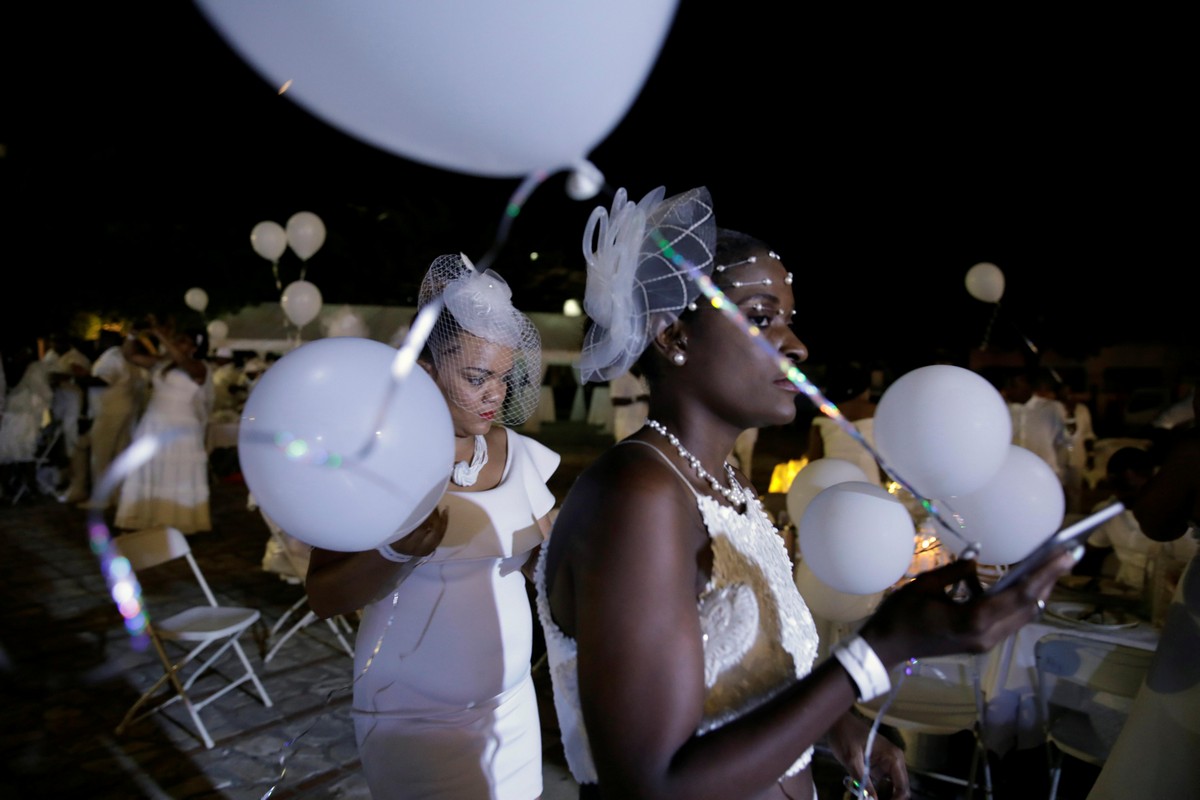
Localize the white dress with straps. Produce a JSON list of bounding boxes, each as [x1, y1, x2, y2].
[[534, 439, 820, 786]]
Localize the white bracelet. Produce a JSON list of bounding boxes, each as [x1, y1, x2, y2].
[[376, 543, 422, 564], [832, 636, 891, 702]]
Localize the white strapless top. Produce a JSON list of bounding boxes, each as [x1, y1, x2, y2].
[[534, 440, 820, 785]]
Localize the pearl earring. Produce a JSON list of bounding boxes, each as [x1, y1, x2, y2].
[[672, 352, 687, 366]]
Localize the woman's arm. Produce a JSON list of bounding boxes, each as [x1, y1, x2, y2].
[[305, 507, 448, 618]]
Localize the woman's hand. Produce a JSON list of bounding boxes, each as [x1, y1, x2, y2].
[[384, 507, 448, 559], [860, 549, 1078, 668], [827, 711, 908, 799]]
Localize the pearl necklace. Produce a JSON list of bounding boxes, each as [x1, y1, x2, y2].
[[644, 419, 747, 506]]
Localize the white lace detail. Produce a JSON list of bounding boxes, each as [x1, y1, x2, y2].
[[698, 584, 758, 686], [534, 481, 820, 785]]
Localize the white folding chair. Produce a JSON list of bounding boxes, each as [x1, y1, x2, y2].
[[857, 654, 994, 799], [1033, 632, 1153, 800], [113, 526, 273, 749], [258, 510, 355, 663]]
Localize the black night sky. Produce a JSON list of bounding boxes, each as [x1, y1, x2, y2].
[[1, 4, 1190, 374]]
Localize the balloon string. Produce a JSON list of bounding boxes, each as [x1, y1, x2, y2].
[[85, 427, 192, 650], [649, 230, 981, 556], [352, 299, 442, 461], [990, 304, 1064, 385], [474, 169, 551, 271], [979, 302, 1000, 351], [271, 261, 282, 292]]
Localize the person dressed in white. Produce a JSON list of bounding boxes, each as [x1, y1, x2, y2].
[[1004, 371, 1068, 480], [42, 333, 92, 496], [1057, 383, 1097, 514], [0, 358, 54, 496], [306, 254, 558, 800], [1088, 392, 1200, 799], [114, 321, 213, 534], [83, 330, 148, 507]]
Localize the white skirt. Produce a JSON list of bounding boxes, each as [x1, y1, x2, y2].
[[353, 674, 542, 800]]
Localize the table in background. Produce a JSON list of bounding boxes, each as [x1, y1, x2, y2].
[[979, 599, 1159, 754]]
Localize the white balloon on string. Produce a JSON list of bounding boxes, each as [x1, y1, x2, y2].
[[281, 280, 323, 327], [286, 211, 326, 262], [965, 262, 1005, 303]]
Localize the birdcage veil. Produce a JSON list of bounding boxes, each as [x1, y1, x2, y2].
[[418, 254, 542, 427], [577, 186, 715, 384]]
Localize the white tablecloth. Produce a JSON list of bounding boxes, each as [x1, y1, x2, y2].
[[979, 612, 1159, 754]]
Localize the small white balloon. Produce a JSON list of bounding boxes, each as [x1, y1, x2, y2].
[[184, 287, 209, 313], [281, 280, 323, 327], [934, 445, 1066, 565], [795, 559, 883, 623], [786, 458, 871, 528], [798, 481, 916, 595], [286, 211, 327, 261], [251, 220, 288, 262], [206, 319, 229, 345], [965, 262, 1005, 303], [874, 364, 1012, 498]]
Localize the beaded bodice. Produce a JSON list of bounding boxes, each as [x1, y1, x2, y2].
[[534, 440, 820, 785]]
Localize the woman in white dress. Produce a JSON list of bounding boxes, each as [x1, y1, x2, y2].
[[535, 186, 1078, 800], [306, 254, 558, 800], [113, 321, 213, 533]]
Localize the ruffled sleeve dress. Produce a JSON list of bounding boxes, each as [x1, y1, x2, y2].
[[352, 428, 559, 800]]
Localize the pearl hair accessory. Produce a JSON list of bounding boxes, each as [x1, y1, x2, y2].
[[671, 352, 687, 366], [644, 419, 747, 506], [714, 252, 792, 288], [719, 273, 793, 288]]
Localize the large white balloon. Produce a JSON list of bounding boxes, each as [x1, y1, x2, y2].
[[797, 481, 916, 595], [934, 445, 1066, 565], [786, 458, 871, 528], [795, 559, 883, 623], [286, 211, 327, 261], [194, 1, 678, 178], [251, 220, 288, 262], [238, 337, 454, 551], [874, 364, 1012, 498], [281, 280, 323, 327], [184, 287, 209, 313], [965, 262, 1005, 303]]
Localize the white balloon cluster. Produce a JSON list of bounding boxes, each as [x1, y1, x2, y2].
[[249, 211, 328, 329], [794, 364, 1066, 598]]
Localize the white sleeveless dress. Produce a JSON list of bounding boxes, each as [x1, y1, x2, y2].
[[352, 428, 559, 800], [534, 439, 820, 787]]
